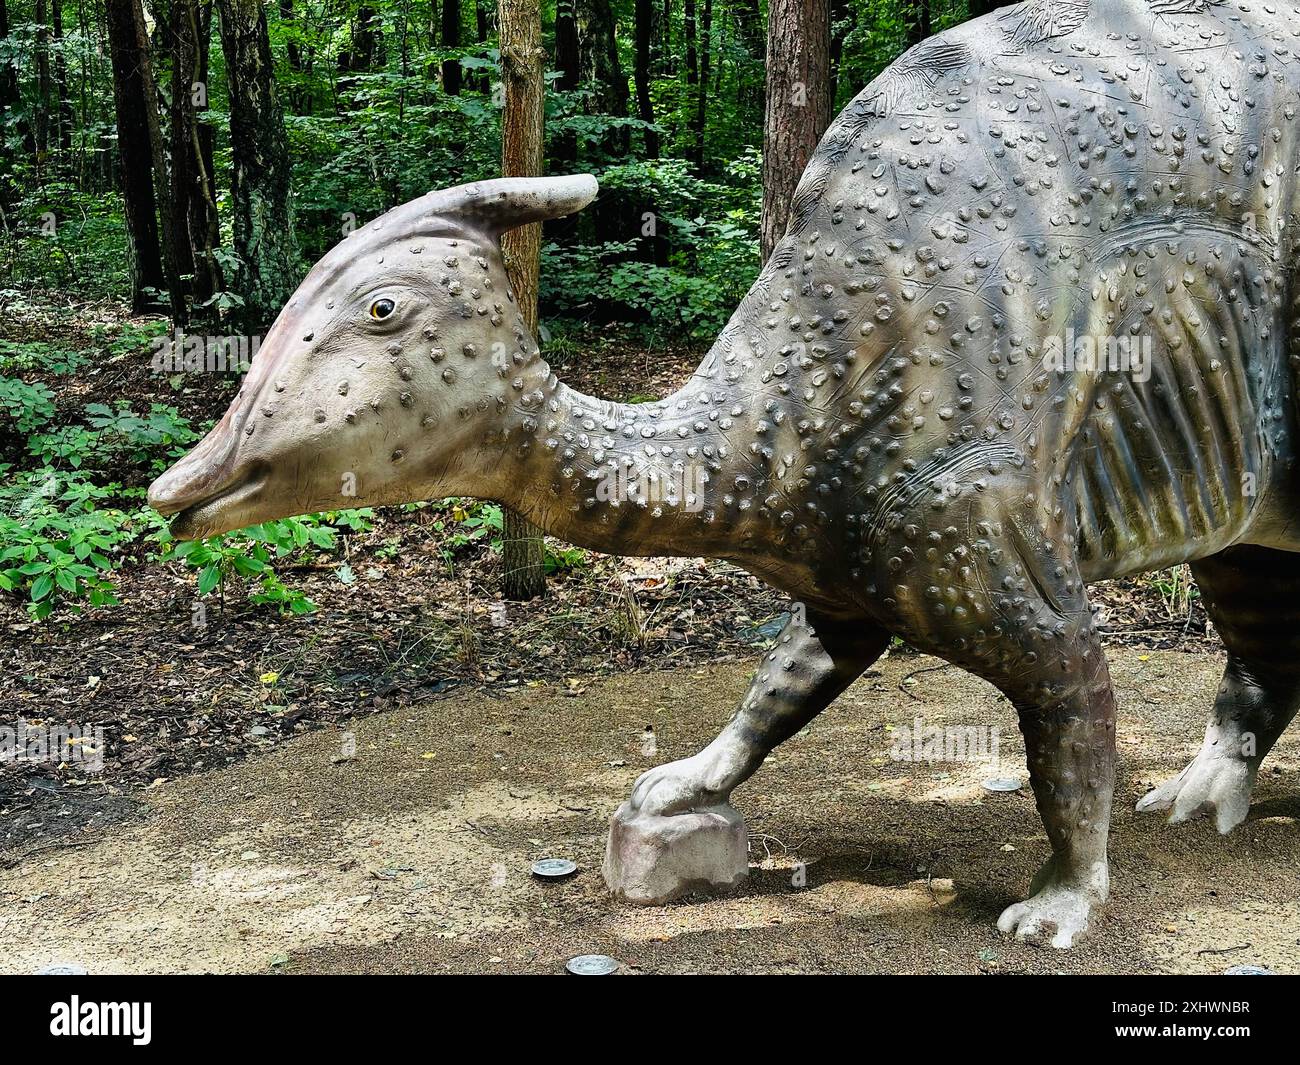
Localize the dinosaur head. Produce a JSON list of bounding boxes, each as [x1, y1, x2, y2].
[[148, 175, 598, 539]]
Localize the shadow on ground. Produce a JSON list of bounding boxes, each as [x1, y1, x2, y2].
[[2, 647, 1297, 974]]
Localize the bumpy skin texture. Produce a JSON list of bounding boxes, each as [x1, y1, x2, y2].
[[152, 1, 1300, 948]]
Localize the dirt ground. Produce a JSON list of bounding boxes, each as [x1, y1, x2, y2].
[[2, 645, 1298, 975]]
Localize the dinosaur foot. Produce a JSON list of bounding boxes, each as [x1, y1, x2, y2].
[[997, 858, 1107, 949], [603, 801, 748, 905], [1136, 751, 1257, 833]]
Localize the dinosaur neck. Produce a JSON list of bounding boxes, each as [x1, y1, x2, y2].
[[482, 359, 749, 561]]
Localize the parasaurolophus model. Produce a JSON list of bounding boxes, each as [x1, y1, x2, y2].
[[151, 0, 1300, 947]]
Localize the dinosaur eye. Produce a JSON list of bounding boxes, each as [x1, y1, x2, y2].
[[369, 298, 395, 320]]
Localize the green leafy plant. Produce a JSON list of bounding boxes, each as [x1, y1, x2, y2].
[[0, 376, 57, 432], [0, 471, 139, 619], [0, 338, 89, 375], [161, 510, 374, 615], [83, 401, 200, 467]]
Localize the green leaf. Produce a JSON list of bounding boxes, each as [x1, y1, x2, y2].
[[197, 564, 221, 595]]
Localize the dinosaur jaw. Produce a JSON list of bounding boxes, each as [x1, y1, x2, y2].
[[153, 469, 270, 541]]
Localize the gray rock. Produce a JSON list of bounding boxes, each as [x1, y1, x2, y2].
[[603, 802, 747, 905]]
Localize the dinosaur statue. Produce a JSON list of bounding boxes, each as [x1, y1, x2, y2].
[[151, 0, 1300, 948]]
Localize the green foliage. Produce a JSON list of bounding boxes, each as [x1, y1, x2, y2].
[[161, 511, 375, 616], [0, 338, 89, 375], [0, 189, 133, 300], [434, 499, 504, 557], [89, 320, 172, 362], [0, 375, 56, 432], [0, 470, 137, 619], [542, 154, 761, 339], [544, 544, 587, 575], [83, 401, 201, 467], [24, 400, 200, 474], [428, 499, 586, 576]]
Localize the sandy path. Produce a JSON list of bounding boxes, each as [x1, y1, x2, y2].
[[3, 647, 1298, 974]]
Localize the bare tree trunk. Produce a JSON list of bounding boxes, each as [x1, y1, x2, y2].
[[692, 0, 711, 167], [141, 12, 188, 323], [441, 0, 461, 95], [106, 0, 166, 312], [908, 0, 932, 45], [633, 0, 658, 158], [171, 0, 220, 308], [51, 0, 73, 154], [581, 0, 628, 154], [553, 0, 578, 170], [34, 0, 52, 173], [498, 0, 546, 600], [218, 0, 300, 331], [760, 0, 830, 262]]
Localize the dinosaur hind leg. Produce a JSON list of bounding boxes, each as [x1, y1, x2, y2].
[[1137, 545, 1300, 833]]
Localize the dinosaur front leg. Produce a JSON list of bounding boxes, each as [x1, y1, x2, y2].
[[862, 483, 1115, 948], [603, 612, 888, 904], [996, 650, 1116, 948]]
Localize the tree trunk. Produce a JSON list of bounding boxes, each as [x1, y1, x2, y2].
[[760, 0, 830, 262], [0, 0, 20, 197], [34, 0, 52, 169], [51, 0, 73, 154], [218, 0, 300, 332], [692, 0, 711, 167], [475, 2, 490, 91], [498, 0, 547, 601], [553, 0, 578, 170], [196, 0, 219, 248], [965, 0, 1001, 16], [441, 0, 461, 95], [582, 0, 628, 144], [908, 0, 932, 45], [633, 0, 658, 159], [142, 15, 188, 323], [106, 0, 169, 312], [171, 0, 221, 308]]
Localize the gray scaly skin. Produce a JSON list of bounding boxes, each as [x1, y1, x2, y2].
[[152, 0, 1300, 947]]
